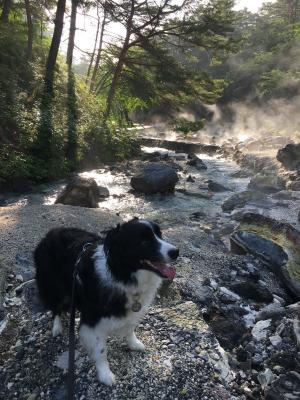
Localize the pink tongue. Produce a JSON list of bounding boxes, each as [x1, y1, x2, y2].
[[152, 262, 176, 280]]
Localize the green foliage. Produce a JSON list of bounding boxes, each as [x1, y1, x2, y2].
[[172, 118, 205, 137], [220, 0, 300, 102]]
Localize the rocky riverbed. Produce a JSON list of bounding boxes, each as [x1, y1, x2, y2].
[[1, 137, 300, 399]]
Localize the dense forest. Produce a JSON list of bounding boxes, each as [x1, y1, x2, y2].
[[0, 0, 300, 189]]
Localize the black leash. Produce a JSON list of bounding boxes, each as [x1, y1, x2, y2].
[[67, 242, 93, 400]]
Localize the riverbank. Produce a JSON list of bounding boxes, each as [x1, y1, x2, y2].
[[1, 140, 300, 399]]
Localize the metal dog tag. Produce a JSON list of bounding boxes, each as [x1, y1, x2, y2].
[[131, 301, 142, 312]]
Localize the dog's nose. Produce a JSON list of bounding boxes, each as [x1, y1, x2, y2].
[[168, 248, 179, 260]]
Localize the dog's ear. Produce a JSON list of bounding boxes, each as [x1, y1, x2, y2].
[[103, 224, 120, 253]]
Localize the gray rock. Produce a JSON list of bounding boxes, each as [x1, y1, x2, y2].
[[207, 180, 230, 192], [277, 143, 300, 170], [265, 371, 300, 400], [229, 280, 273, 303], [252, 319, 272, 341], [222, 191, 266, 213], [248, 174, 285, 193], [186, 153, 207, 170], [55, 176, 109, 208], [130, 163, 179, 194]]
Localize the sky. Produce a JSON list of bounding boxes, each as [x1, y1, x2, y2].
[[61, 0, 275, 63]]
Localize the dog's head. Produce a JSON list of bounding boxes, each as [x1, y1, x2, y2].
[[103, 218, 179, 282]]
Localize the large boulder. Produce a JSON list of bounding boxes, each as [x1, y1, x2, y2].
[[55, 176, 109, 208], [277, 143, 300, 170], [248, 174, 285, 193], [230, 213, 300, 299], [130, 163, 179, 194]]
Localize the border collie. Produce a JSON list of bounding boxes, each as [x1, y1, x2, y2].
[[34, 218, 179, 386]]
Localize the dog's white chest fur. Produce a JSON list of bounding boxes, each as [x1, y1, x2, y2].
[[92, 246, 162, 336]]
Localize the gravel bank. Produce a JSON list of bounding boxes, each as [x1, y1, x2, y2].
[[0, 204, 243, 399]]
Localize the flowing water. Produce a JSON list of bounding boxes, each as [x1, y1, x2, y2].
[[3, 146, 300, 228]]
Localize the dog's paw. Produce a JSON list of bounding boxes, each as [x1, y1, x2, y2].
[[98, 368, 116, 386], [127, 337, 145, 352], [52, 316, 63, 337]]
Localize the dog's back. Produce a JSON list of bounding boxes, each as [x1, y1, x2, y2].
[[34, 227, 100, 315]]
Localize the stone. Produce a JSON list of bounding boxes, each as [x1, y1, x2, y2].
[[222, 191, 266, 213], [252, 319, 271, 341], [229, 280, 273, 303], [207, 180, 230, 192], [130, 163, 179, 194], [257, 368, 275, 391], [55, 176, 109, 208], [230, 213, 300, 299], [265, 371, 300, 400], [248, 174, 285, 194], [277, 143, 300, 170], [186, 175, 195, 183], [218, 286, 241, 303], [176, 188, 212, 199], [256, 303, 286, 321], [186, 153, 207, 170], [269, 334, 282, 346]]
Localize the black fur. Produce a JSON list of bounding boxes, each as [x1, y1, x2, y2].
[[34, 219, 176, 328]]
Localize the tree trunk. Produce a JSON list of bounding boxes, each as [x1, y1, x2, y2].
[[90, 7, 107, 92], [0, 0, 12, 23], [103, 0, 135, 119], [24, 0, 33, 60], [86, 3, 101, 84], [34, 0, 66, 171], [66, 0, 79, 170], [66, 0, 78, 67], [103, 32, 130, 120], [44, 0, 66, 94]]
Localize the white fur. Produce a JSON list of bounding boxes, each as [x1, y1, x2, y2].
[[52, 315, 63, 337], [80, 253, 162, 386]]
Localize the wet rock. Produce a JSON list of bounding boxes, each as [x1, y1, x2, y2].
[[222, 191, 266, 213], [277, 143, 300, 170], [207, 180, 230, 192], [265, 371, 300, 400], [186, 175, 195, 183], [130, 163, 179, 194], [176, 188, 212, 199], [141, 151, 165, 161], [248, 174, 285, 194], [55, 176, 109, 208], [230, 213, 300, 299], [229, 280, 273, 303], [186, 153, 207, 170]]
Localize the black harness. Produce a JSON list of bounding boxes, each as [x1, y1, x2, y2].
[[67, 242, 94, 400]]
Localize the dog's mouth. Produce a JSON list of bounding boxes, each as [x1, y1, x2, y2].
[[141, 259, 176, 279]]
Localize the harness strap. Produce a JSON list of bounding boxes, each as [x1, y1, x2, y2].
[[67, 242, 93, 400]]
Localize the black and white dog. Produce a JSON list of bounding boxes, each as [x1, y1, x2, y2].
[[34, 218, 179, 386]]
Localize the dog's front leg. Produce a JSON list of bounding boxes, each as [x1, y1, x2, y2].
[[125, 330, 145, 351], [80, 324, 116, 386]]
